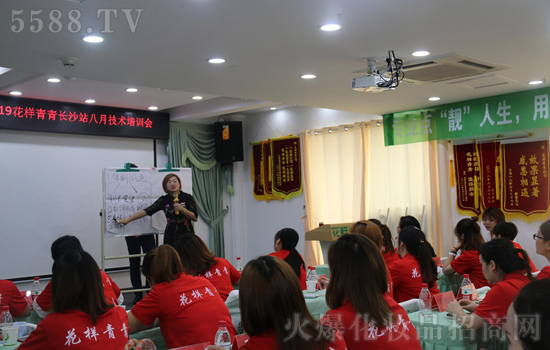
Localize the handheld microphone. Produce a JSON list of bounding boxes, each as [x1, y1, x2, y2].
[[173, 193, 180, 214]]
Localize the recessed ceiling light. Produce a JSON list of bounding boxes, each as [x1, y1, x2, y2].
[[208, 58, 225, 64], [148, 106, 159, 110], [528, 80, 545, 85], [412, 50, 430, 57], [301, 74, 317, 79], [126, 88, 138, 92], [270, 107, 277, 110], [320, 24, 341, 31], [192, 96, 203, 100], [47, 78, 61, 83], [428, 96, 441, 101], [83, 36, 103, 43], [10, 91, 22, 96], [85, 99, 96, 103]]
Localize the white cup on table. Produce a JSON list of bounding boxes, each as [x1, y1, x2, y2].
[[1, 326, 19, 346], [306, 280, 317, 293]]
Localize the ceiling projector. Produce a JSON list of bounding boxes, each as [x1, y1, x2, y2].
[[351, 51, 404, 93]]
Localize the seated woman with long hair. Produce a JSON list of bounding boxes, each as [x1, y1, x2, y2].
[[535, 220, 550, 279], [209, 255, 347, 350], [505, 278, 550, 350], [442, 218, 490, 288], [128, 245, 235, 349], [349, 220, 393, 298], [19, 251, 129, 350], [397, 215, 437, 257], [175, 234, 240, 302], [482, 206, 505, 239], [369, 218, 400, 265], [493, 221, 538, 272], [446, 239, 534, 330], [269, 228, 307, 290], [322, 234, 421, 350], [388, 226, 440, 302]]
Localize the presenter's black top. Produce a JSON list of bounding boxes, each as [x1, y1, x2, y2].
[[144, 191, 197, 246]]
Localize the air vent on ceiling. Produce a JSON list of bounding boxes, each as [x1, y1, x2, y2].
[[401, 55, 510, 84]]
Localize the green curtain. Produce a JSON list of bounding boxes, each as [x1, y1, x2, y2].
[[167, 122, 231, 257]]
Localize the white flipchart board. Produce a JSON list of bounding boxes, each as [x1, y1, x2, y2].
[[103, 167, 192, 236]]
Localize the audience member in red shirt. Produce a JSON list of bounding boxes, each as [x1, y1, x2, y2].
[[268, 228, 307, 290], [442, 218, 490, 289], [493, 221, 538, 272], [208, 255, 347, 350], [129, 245, 235, 349], [321, 234, 421, 350], [535, 220, 550, 279], [0, 280, 31, 318], [175, 234, 240, 301], [482, 207, 505, 239], [446, 239, 534, 331], [34, 235, 123, 318], [19, 251, 128, 350], [369, 219, 400, 266], [506, 278, 550, 350], [397, 215, 437, 257], [389, 227, 440, 302]]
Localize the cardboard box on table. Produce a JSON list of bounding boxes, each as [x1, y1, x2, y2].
[[305, 223, 355, 263]]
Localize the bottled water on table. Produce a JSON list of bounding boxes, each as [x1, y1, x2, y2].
[[461, 274, 473, 301], [236, 257, 243, 272], [419, 283, 432, 318], [214, 320, 231, 349], [31, 277, 42, 300]]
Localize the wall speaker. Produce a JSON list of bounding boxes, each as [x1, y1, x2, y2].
[[214, 121, 244, 163]]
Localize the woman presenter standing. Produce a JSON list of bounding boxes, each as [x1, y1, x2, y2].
[[119, 173, 198, 247]]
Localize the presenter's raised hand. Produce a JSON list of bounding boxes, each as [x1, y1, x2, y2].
[[119, 218, 130, 226]]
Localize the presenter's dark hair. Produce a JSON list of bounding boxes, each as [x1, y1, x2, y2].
[[161, 173, 181, 193], [51, 235, 83, 261], [513, 278, 550, 350], [142, 245, 183, 285], [350, 220, 383, 248], [239, 256, 330, 350], [455, 218, 485, 251], [399, 215, 421, 230], [398, 227, 438, 288], [482, 207, 505, 224], [274, 228, 305, 279], [369, 218, 395, 254], [175, 234, 217, 275], [51, 250, 111, 324], [492, 222, 518, 240], [479, 239, 533, 280], [326, 234, 393, 326]]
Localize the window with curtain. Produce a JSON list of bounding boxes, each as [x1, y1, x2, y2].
[[301, 122, 442, 265]]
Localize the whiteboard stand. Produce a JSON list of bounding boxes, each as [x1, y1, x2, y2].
[[100, 208, 156, 295]]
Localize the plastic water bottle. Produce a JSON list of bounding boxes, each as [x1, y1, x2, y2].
[[461, 274, 473, 301], [31, 277, 42, 300], [419, 283, 432, 317], [236, 257, 243, 272], [0, 306, 13, 327], [214, 320, 231, 349], [307, 266, 318, 282]]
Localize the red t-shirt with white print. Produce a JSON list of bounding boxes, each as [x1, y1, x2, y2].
[[197, 258, 240, 302], [18, 306, 128, 350], [388, 254, 440, 303], [130, 273, 236, 349], [35, 271, 122, 317]]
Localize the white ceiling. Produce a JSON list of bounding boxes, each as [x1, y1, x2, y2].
[[1, 0, 550, 120]]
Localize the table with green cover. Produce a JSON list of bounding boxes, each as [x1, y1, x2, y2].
[[409, 310, 509, 350], [314, 264, 330, 279]]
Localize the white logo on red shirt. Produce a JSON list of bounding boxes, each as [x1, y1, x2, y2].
[[223, 267, 229, 275], [412, 268, 421, 278], [204, 287, 215, 297], [180, 293, 192, 306], [205, 271, 213, 279], [121, 322, 128, 338], [192, 289, 203, 299], [103, 324, 115, 339], [84, 327, 99, 341], [214, 268, 222, 277], [65, 328, 82, 346]]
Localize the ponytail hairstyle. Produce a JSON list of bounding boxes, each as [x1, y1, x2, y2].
[[398, 227, 438, 288], [492, 222, 518, 240], [369, 218, 395, 254], [240, 256, 330, 350], [274, 228, 305, 279], [350, 220, 383, 248], [479, 239, 534, 280], [142, 245, 184, 285], [455, 218, 485, 251]]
